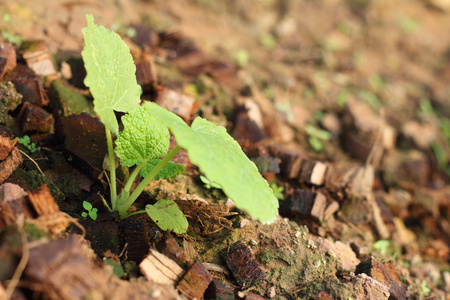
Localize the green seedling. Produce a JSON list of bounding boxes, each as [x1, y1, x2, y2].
[[16, 135, 41, 153], [270, 182, 284, 200], [420, 280, 430, 295], [81, 201, 98, 220], [305, 124, 331, 152], [200, 175, 222, 190], [373, 239, 390, 256], [81, 15, 278, 233]]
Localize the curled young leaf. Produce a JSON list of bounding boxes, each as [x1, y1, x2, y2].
[[144, 102, 279, 224], [115, 105, 170, 167]]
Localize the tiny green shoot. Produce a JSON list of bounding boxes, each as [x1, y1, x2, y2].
[[373, 239, 390, 256], [305, 124, 331, 152], [16, 135, 41, 153], [233, 49, 249, 67], [81, 15, 278, 233], [420, 280, 430, 295], [200, 175, 222, 190], [270, 182, 284, 200], [81, 201, 98, 221]]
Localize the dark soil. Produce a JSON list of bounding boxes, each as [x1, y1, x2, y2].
[[0, 1, 450, 299]]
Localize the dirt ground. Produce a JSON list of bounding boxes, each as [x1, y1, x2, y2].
[[1, 0, 450, 299]]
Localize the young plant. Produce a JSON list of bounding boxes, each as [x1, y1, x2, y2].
[[81, 201, 98, 221], [81, 15, 278, 233], [16, 135, 41, 153]]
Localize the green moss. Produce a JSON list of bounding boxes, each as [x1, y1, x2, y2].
[[23, 223, 50, 241]]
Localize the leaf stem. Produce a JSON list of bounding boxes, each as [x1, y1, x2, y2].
[[105, 127, 117, 210], [118, 145, 182, 217], [117, 162, 144, 207]]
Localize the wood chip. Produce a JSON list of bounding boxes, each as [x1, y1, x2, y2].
[[140, 249, 185, 285], [27, 184, 70, 235], [19, 102, 54, 133], [0, 147, 22, 184], [21, 41, 57, 77], [0, 41, 17, 79], [280, 189, 326, 221], [177, 260, 213, 299], [223, 241, 266, 288], [135, 53, 157, 88], [0, 183, 31, 229], [3, 64, 50, 106], [154, 88, 196, 121], [0, 125, 17, 160], [356, 257, 406, 300]]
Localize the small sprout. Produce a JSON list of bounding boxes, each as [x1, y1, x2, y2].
[[16, 135, 41, 153], [305, 124, 332, 152], [337, 91, 350, 107], [397, 17, 420, 34], [233, 49, 249, 67], [270, 182, 284, 200], [275, 100, 295, 123], [200, 175, 222, 190], [103, 258, 125, 278], [419, 98, 435, 115], [260, 33, 276, 50], [420, 280, 430, 295], [373, 239, 390, 256], [81, 201, 98, 220]]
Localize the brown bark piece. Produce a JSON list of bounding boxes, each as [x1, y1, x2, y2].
[[350, 273, 390, 300], [135, 52, 157, 88], [325, 164, 374, 199], [140, 249, 185, 285], [223, 241, 266, 288], [0, 41, 17, 79], [356, 257, 406, 300], [61, 113, 107, 171], [280, 189, 326, 221], [25, 235, 181, 300], [4, 64, 50, 106], [161, 235, 189, 266], [155, 88, 196, 121], [0, 183, 31, 229], [21, 41, 57, 77], [27, 184, 59, 216], [300, 159, 328, 186], [204, 280, 235, 300], [0, 126, 17, 160], [27, 184, 70, 235], [267, 144, 304, 179], [177, 260, 213, 299], [343, 99, 397, 150], [0, 147, 23, 184], [19, 101, 54, 133]]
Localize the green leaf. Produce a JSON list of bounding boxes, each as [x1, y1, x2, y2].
[[83, 201, 93, 210], [89, 208, 98, 220], [144, 102, 278, 224], [145, 200, 188, 234], [81, 212, 88, 218], [140, 159, 185, 180], [81, 14, 141, 135], [115, 105, 170, 167]]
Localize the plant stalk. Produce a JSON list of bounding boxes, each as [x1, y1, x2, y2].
[[117, 162, 144, 207], [105, 127, 117, 210], [118, 145, 182, 216]]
